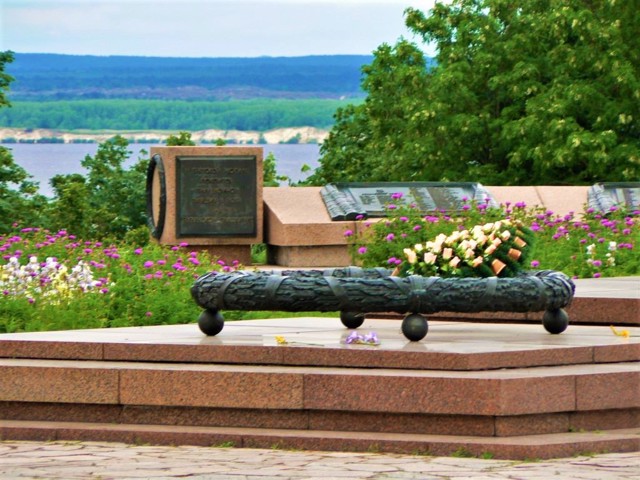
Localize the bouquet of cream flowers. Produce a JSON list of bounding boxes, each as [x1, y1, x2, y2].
[[398, 219, 534, 278]]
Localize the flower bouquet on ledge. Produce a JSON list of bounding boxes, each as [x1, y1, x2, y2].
[[396, 219, 535, 278]]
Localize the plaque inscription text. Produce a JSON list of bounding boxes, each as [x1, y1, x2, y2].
[[176, 156, 257, 236]]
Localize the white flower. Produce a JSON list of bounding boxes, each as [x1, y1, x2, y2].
[[424, 252, 437, 264], [404, 248, 418, 264]]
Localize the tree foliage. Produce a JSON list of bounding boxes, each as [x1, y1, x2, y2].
[[0, 51, 14, 108], [0, 145, 48, 231], [46, 136, 148, 240], [312, 0, 639, 185], [166, 131, 196, 146], [0, 98, 355, 132], [0, 51, 49, 230]]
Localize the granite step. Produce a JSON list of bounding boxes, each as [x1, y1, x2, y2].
[[1, 358, 639, 416], [1, 321, 638, 370], [1, 320, 638, 459], [1, 401, 638, 438], [1, 419, 638, 461], [0, 357, 638, 439]]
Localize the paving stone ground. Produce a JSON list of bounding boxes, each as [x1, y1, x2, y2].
[[0, 441, 638, 480]]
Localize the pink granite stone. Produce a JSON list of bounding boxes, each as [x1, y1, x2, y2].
[[486, 186, 589, 218], [568, 297, 640, 326], [263, 187, 352, 246], [0, 362, 119, 404], [0, 340, 103, 360], [103, 344, 284, 364], [267, 245, 352, 267], [486, 186, 544, 210], [464, 347, 595, 370], [149, 146, 264, 249], [593, 343, 640, 363], [303, 372, 575, 416], [570, 409, 640, 431], [535, 186, 590, 218], [308, 411, 495, 436], [576, 369, 640, 411], [495, 375, 576, 416], [119, 406, 309, 430], [0, 424, 58, 442], [263, 187, 355, 267], [1, 419, 639, 460], [0, 402, 121, 424], [494, 413, 569, 436], [119, 367, 304, 409]]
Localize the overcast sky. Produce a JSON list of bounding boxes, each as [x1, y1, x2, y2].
[[0, 0, 439, 58]]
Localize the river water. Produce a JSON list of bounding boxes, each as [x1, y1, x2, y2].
[[2, 143, 321, 197]]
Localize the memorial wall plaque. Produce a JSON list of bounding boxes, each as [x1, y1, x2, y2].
[[176, 155, 257, 237], [587, 182, 640, 214], [321, 182, 498, 221]]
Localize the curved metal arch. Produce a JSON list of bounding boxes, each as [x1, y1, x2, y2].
[[146, 154, 167, 239]]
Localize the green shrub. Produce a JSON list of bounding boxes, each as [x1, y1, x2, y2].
[[347, 196, 639, 279], [0, 227, 227, 333]]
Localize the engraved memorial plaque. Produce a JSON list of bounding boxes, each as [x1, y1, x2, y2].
[[321, 182, 497, 221], [176, 156, 257, 236], [588, 182, 640, 214]]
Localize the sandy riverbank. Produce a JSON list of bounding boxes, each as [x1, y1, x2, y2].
[[0, 126, 329, 144]]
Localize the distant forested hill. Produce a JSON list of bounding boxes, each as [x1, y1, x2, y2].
[[7, 53, 373, 101]]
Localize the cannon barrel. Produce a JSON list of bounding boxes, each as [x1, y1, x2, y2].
[[191, 268, 575, 315]]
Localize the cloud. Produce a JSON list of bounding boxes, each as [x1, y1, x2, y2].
[[1, 0, 436, 57]]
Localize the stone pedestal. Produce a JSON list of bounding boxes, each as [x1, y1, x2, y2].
[[148, 146, 263, 265], [263, 187, 354, 267]]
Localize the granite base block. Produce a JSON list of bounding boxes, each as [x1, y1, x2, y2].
[[0, 316, 638, 460]]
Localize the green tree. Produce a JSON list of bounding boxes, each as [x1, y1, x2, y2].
[[47, 136, 148, 239], [313, 0, 639, 185], [47, 174, 91, 234], [166, 131, 196, 146], [0, 51, 14, 108], [0, 51, 48, 231], [308, 41, 430, 184], [263, 152, 290, 186], [0, 146, 48, 231]]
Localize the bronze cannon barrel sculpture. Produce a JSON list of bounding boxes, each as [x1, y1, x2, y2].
[[191, 268, 575, 341]]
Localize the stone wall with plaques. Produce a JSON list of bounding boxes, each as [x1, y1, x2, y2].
[[263, 185, 593, 267], [147, 146, 263, 264]]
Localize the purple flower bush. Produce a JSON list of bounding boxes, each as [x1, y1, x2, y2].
[[348, 198, 638, 280], [0, 227, 238, 333]]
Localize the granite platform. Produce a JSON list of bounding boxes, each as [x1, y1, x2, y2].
[[0, 276, 638, 460]]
